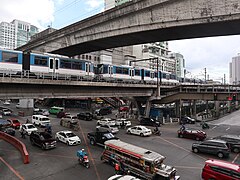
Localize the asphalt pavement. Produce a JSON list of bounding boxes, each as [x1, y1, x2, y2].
[[0, 104, 240, 180]]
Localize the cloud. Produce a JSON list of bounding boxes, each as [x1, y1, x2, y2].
[[85, 0, 103, 9], [0, 0, 55, 30], [169, 35, 240, 81]]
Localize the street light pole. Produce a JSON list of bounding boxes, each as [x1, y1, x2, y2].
[[156, 58, 160, 98]]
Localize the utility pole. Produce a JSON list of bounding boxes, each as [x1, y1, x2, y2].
[[204, 68, 207, 82], [224, 74, 226, 85]]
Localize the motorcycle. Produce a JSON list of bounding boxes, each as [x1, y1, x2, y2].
[[77, 151, 90, 169], [153, 128, 161, 136], [202, 122, 209, 129]]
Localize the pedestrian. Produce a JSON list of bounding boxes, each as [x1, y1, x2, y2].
[[21, 129, 26, 139], [26, 119, 29, 124], [115, 163, 120, 174]]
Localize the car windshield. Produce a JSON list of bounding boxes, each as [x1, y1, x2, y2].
[[66, 132, 76, 138], [104, 133, 114, 139], [41, 118, 49, 121], [27, 125, 35, 129], [41, 133, 52, 139], [12, 120, 20, 123]]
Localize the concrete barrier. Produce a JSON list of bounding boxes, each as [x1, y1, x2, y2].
[[18, 111, 25, 117], [0, 132, 29, 164]]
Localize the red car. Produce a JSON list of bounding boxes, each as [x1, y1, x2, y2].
[[7, 118, 21, 129], [178, 128, 206, 141], [202, 159, 240, 180], [119, 106, 129, 112]]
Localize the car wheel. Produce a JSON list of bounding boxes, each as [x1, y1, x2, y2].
[[127, 130, 131, 134], [196, 137, 200, 141], [56, 137, 59, 141], [233, 147, 239, 153], [90, 138, 95, 145], [67, 141, 70, 146], [179, 134, 183, 138], [193, 148, 199, 153], [140, 133, 144, 137], [30, 139, 35, 145], [217, 152, 224, 158]]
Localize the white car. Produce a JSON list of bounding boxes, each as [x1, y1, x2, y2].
[[97, 118, 116, 126], [19, 123, 38, 135], [127, 125, 152, 137], [1, 109, 11, 116], [55, 130, 81, 146], [115, 118, 131, 127], [3, 101, 10, 105], [108, 175, 140, 180], [96, 124, 119, 134]]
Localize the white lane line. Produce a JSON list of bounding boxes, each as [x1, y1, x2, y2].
[[211, 126, 217, 130], [232, 153, 239, 163], [226, 127, 230, 131]]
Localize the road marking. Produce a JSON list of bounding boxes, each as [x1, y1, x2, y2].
[[159, 137, 207, 161], [211, 126, 217, 130], [78, 121, 101, 180], [0, 157, 24, 180], [232, 153, 239, 163], [226, 127, 230, 131]]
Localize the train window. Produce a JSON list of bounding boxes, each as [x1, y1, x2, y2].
[[116, 67, 122, 74], [135, 69, 140, 76], [60, 60, 71, 69], [162, 73, 166, 78], [72, 61, 83, 70], [103, 65, 108, 74], [122, 68, 129, 75], [2, 52, 18, 63], [34, 56, 48, 66], [145, 71, 150, 77]]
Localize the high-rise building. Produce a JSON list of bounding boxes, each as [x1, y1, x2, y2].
[[229, 53, 240, 84], [169, 52, 185, 77], [0, 19, 39, 49]]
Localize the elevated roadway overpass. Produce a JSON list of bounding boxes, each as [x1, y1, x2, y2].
[[18, 0, 240, 56]]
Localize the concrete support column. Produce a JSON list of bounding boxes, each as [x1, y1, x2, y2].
[[206, 101, 209, 117], [235, 101, 239, 109], [192, 100, 197, 118], [175, 101, 180, 117], [215, 101, 220, 117], [87, 98, 92, 111], [189, 100, 192, 117], [227, 101, 231, 112], [144, 99, 152, 117]]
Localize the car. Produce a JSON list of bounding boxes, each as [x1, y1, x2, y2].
[[55, 130, 81, 146], [96, 124, 119, 134], [1, 109, 11, 116], [33, 109, 50, 116], [202, 159, 240, 180], [192, 139, 230, 158], [139, 117, 160, 127], [119, 106, 129, 112], [77, 112, 93, 121], [212, 134, 240, 153], [177, 128, 206, 141], [3, 101, 10, 105], [19, 123, 38, 135], [95, 107, 112, 116], [0, 127, 15, 136], [115, 118, 131, 127], [7, 118, 21, 129], [180, 116, 196, 124], [30, 131, 57, 150], [87, 131, 118, 146], [127, 125, 152, 137], [61, 115, 78, 124], [32, 115, 51, 127], [108, 175, 140, 180], [97, 118, 116, 126]]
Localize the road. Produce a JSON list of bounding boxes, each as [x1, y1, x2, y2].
[[0, 104, 240, 180]]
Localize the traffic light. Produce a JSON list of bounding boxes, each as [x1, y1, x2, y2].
[[214, 93, 217, 100]]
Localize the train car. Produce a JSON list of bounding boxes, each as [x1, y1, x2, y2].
[[0, 48, 23, 73], [94, 64, 142, 82]]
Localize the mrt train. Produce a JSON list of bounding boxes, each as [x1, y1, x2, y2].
[[0, 48, 203, 85], [0, 48, 94, 79]]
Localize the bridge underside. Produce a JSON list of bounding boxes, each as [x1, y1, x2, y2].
[[54, 19, 240, 56]]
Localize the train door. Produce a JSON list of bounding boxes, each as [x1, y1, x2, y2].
[[85, 63, 91, 76], [108, 65, 113, 78], [129, 68, 134, 80], [141, 69, 145, 81], [49, 58, 59, 74], [150, 71, 155, 81]]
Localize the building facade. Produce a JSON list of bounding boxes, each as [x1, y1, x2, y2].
[[229, 54, 240, 84], [0, 19, 39, 49], [169, 52, 185, 77]]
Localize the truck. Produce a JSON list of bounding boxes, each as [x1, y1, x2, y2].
[[87, 131, 118, 146]]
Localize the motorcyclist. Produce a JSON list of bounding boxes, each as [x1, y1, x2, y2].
[[78, 149, 87, 161], [180, 124, 186, 131]]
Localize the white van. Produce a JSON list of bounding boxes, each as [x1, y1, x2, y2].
[[32, 115, 50, 127]]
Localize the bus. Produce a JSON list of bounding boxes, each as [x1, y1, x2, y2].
[[101, 140, 180, 180]]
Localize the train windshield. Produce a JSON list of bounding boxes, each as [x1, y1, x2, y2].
[[96, 64, 108, 74]]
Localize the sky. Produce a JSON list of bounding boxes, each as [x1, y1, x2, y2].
[[1, 0, 240, 82]]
